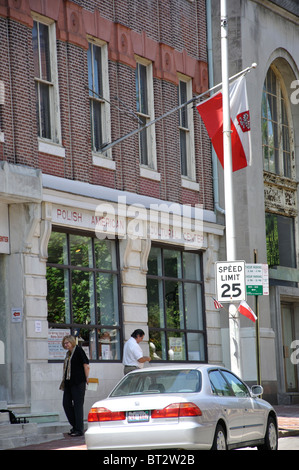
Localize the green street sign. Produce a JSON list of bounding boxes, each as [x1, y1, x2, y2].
[[246, 284, 263, 295]]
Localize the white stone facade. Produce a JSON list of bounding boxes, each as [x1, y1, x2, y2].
[[0, 166, 226, 418], [210, 0, 299, 402]]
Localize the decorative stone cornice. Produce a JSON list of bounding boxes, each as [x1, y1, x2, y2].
[[264, 171, 298, 217]]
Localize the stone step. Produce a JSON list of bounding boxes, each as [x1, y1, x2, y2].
[[0, 420, 89, 449], [0, 423, 37, 438], [0, 431, 64, 450], [16, 411, 60, 424], [0, 422, 66, 450]]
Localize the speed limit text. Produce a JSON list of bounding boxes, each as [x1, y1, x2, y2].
[[218, 264, 243, 281]]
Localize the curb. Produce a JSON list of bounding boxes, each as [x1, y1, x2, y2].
[[279, 428, 299, 438]]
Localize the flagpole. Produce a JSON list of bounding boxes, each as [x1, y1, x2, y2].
[[100, 64, 257, 154], [220, 0, 241, 377]]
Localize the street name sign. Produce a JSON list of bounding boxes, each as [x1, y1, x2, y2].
[[246, 264, 269, 296], [216, 261, 246, 303]]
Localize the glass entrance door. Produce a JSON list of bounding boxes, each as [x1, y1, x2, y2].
[[281, 303, 298, 392]]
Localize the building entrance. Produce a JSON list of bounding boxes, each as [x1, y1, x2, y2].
[[281, 303, 298, 392]]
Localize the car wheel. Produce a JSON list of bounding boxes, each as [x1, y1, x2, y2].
[[257, 416, 278, 451], [211, 424, 227, 450]]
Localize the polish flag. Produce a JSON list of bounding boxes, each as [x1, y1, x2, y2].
[[196, 75, 251, 172], [238, 300, 257, 322]]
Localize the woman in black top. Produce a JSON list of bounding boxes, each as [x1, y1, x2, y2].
[[60, 335, 90, 436]]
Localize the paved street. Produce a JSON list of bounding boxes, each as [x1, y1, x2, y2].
[[11, 433, 87, 450], [240, 436, 299, 450], [278, 436, 299, 450], [9, 435, 299, 451], [10, 434, 299, 451]]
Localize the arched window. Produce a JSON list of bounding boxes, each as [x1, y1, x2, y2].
[[262, 67, 292, 178], [262, 65, 297, 269]]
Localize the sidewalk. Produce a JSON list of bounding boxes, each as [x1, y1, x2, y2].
[[7, 405, 299, 450], [274, 405, 299, 437], [11, 432, 87, 450]]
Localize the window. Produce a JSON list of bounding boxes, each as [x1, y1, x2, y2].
[[265, 213, 296, 268], [263, 66, 297, 271], [47, 230, 121, 361], [110, 369, 202, 397], [179, 80, 188, 176], [135, 59, 156, 169], [88, 41, 111, 157], [209, 369, 249, 398], [221, 370, 249, 397], [178, 77, 196, 180], [209, 370, 232, 396], [262, 67, 293, 178], [32, 17, 61, 145], [147, 246, 206, 362]]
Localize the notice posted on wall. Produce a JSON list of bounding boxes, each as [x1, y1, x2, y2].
[[48, 328, 70, 360]]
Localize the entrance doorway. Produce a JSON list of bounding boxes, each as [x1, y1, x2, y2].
[[281, 303, 298, 392]]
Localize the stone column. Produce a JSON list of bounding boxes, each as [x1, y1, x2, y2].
[[0, 163, 42, 405], [119, 237, 151, 354]]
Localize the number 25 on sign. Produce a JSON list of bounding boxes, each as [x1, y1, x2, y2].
[[216, 261, 246, 303]]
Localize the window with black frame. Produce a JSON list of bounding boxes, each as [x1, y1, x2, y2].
[[147, 246, 206, 362], [46, 230, 122, 361], [178, 80, 189, 177], [135, 59, 157, 170], [265, 213, 296, 268], [136, 62, 149, 166], [88, 42, 105, 152], [32, 20, 53, 140], [32, 17, 62, 145]]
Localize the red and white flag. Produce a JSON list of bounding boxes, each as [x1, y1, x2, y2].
[[238, 300, 257, 322], [196, 75, 251, 172]]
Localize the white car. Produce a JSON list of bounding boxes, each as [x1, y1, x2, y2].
[[85, 364, 278, 450]]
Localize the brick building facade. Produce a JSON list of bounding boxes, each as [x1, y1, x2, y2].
[[0, 0, 228, 420], [0, 0, 212, 206]]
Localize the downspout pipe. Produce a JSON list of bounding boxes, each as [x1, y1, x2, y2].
[[206, 0, 226, 215]]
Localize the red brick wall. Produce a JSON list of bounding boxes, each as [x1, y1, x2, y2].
[[0, 0, 214, 211]]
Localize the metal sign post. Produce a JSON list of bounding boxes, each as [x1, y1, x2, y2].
[[220, 0, 241, 376]]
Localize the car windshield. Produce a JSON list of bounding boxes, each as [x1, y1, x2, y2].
[[110, 369, 202, 397]]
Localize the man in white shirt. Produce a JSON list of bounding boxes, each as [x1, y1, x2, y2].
[[123, 329, 151, 375]]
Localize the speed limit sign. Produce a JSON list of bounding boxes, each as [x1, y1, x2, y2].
[[216, 261, 246, 303]]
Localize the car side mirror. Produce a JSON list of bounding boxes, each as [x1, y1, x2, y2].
[[251, 385, 263, 397]]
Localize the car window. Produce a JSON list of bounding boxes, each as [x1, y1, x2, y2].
[[221, 371, 249, 398], [110, 369, 202, 396], [209, 370, 233, 396]]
